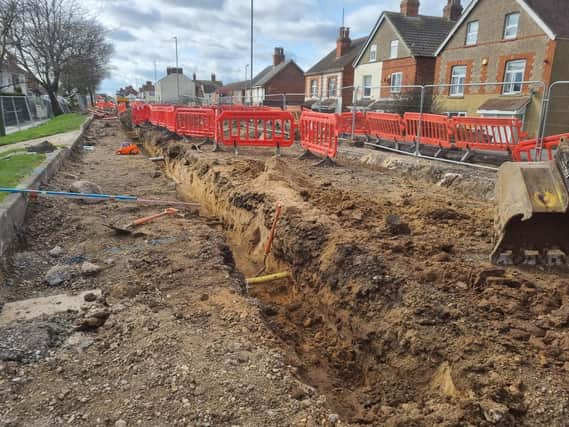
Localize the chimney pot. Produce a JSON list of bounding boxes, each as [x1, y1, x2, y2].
[[273, 47, 285, 66], [443, 0, 462, 20], [400, 0, 420, 17], [336, 26, 352, 58], [193, 72, 196, 81], [211, 73, 216, 82]]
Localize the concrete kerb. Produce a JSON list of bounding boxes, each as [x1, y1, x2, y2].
[[0, 115, 94, 258]]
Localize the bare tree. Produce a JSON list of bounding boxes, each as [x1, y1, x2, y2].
[[10, 0, 102, 116], [61, 19, 113, 105], [0, 0, 19, 136]]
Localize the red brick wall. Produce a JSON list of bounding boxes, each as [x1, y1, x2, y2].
[[495, 52, 535, 94], [265, 62, 305, 105], [380, 57, 416, 98], [341, 66, 355, 110]]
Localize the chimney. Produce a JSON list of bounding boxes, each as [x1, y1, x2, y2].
[[443, 0, 462, 20], [336, 27, 351, 58], [273, 47, 285, 66], [400, 0, 419, 17], [167, 67, 183, 75], [193, 72, 196, 81], [211, 73, 216, 82]]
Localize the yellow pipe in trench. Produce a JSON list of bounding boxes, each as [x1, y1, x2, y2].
[[246, 271, 291, 285]]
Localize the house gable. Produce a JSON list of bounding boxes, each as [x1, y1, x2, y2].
[[435, 0, 556, 55], [353, 14, 411, 67]]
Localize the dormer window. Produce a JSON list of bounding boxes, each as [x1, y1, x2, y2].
[[370, 44, 377, 62], [390, 40, 399, 59], [465, 21, 479, 46], [504, 13, 520, 39]]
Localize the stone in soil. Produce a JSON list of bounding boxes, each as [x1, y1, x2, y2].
[[48, 246, 65, 257], [81, 262, 102, 276], [45, 265, 74, 286]]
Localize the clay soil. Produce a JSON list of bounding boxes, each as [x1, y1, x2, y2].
[[1, 118, 569, 427]]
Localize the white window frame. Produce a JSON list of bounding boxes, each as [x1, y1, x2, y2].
[[449, 65, 467, 97], [327, 77, 337, 97], [504, 12, 520, 40], [390, 72, 402, 93], [465, 21, 479, 46], [310, 79, 318, 97], [390, 40, 399, 59], [369, 44, 377, 62], [503, 59, 526, 95], [362, 75, 372, 98], [446, 111, 467, 117]]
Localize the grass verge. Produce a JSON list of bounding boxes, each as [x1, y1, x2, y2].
[[0, 153, 46, 202], [0, 113, 87, 146]]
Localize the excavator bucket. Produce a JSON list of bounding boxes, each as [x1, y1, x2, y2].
[[491, 139, 569, 265]]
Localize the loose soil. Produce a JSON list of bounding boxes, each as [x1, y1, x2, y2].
[[1, 118, 568, 427]]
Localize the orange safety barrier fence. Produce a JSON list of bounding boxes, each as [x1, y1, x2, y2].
[[512, 133, 569, 162], [216, 110, 295, 151], [176, 107, 216, 139], [299, 111, 339, 158], [337, 112, 368, 136], [452, 117, 527, 152], [117, 103, 127, 114], [131, 104, 151, 126], [404, 113, 453, 148], [149, 104, 177, 132], [367, 112, 406, 141]]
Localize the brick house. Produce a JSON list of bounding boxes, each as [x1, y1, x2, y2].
[[304, 27, 366, 112], [219, 48, 304, 107], [352, 0, 458, 110], [433, 0, 569, 136]]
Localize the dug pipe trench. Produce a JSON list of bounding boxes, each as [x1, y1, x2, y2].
[[139, 130, 500, 424], [141, 131, 379, 420]]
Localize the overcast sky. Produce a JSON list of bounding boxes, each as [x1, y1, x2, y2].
[[88, 0, 451, 94]]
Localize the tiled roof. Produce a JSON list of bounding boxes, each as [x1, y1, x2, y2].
[[478, 96, 531, 112], [523, 0, 569, 38], [221, 60, 302, 92], [306, 37, 367, 75], [384, 12, 457, 57]]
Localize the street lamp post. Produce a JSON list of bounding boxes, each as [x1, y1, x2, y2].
[[250, 0, 253, 105], [173, 36, 180, 103]]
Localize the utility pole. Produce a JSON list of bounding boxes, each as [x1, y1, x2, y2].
[[245, 64, 249, 81], [174, 36, 180, 103], [250, 0, 253, 105], [154, 60, 158, 102]]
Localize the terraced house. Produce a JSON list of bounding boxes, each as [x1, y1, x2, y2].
[[433, 0, 569, 136], [304, 27, 366, 112], [352, 0, 459, 109]]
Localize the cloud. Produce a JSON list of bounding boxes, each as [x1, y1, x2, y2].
[[109, 29, 137, 42]]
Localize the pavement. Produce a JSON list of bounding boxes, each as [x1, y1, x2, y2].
[[0, 129, 82, 155]]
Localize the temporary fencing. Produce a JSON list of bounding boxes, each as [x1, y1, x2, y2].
[[367, 112, 405, 142], [117, 103, 127, 114], [337, 112, 368, 136], [512, 133, 569, 161], [176, 107, 216, 139], [452, 117, 527, 152], [131, 103, 151, 126], [216, 110, 295, 153], [404, 113, 453, 149], [149, 104, 177, 132], [299, 111, 339, 159]]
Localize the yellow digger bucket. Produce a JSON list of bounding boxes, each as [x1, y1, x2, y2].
[[491, 157, 569, 264]]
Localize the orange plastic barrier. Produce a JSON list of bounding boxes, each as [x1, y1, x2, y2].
[[131, 103, 150, 126], [176, 107, 216, 139], [367, 112, 406, 141], [337, 112, 368, 136], [95, 101, 115, 111], [216, 110, 295, 149], [453, 117, 527, 152], [149, 104, 177, 132], [512, 133, 569, 161], [117, 103, 127, 114], [404, 113, 453, 148], [299, 111, 339, 158]]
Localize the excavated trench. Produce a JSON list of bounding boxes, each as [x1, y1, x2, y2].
[[141, 129, 410, 423], [137, 127, 569, 426]]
